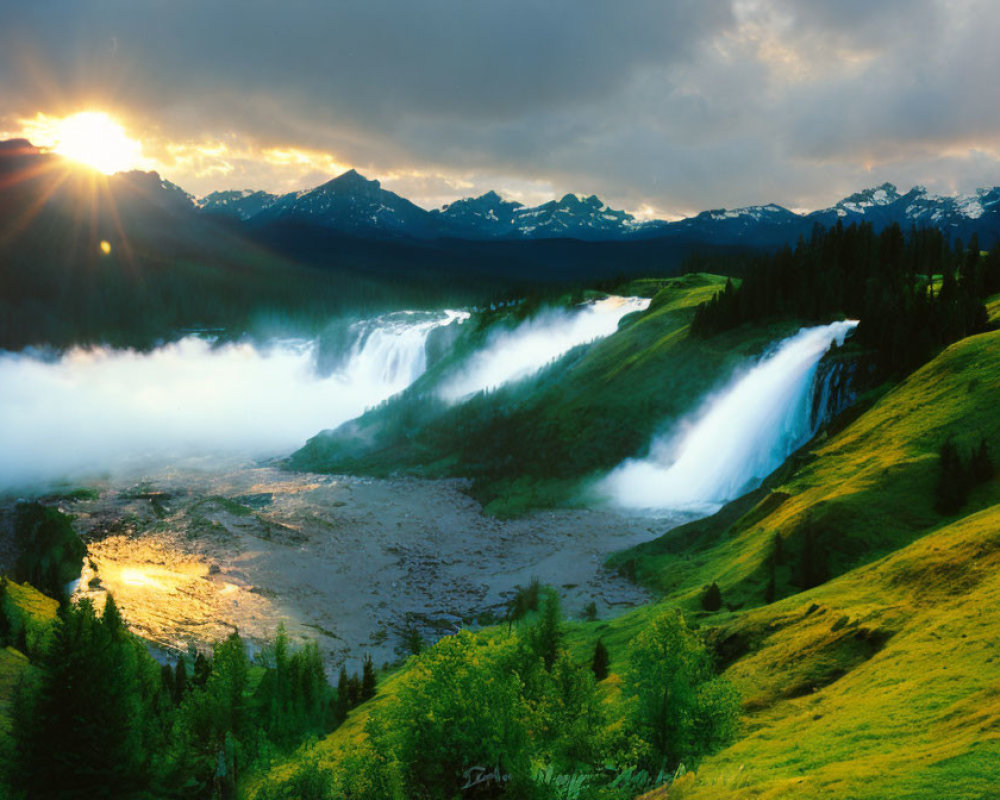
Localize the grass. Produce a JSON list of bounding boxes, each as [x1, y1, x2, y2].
[[664, 502, 1000, 800], [0, 579, 58, 778]]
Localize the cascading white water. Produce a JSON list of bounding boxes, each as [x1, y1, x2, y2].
[[0, 310, 467, 488], [438, 295, 650, 402], [602, 320, 858, 513], [345, 310, 468, 389]]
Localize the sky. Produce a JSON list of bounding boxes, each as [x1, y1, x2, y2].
[[1, 0, 998, 219]]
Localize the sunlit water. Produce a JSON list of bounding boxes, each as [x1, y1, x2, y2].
[[0, 310, 467, 489], [602, 320, 858, 513], [438, 295, 650, 402]]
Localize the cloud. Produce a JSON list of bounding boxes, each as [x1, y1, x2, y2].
[[0, 0, 997, 212]]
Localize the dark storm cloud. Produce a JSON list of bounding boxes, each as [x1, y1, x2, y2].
[[1, 0, 998, 213]]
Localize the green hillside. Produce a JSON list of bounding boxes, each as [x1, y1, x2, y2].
[[255, 291, 1000, 799], [292, 273, 805, 516]]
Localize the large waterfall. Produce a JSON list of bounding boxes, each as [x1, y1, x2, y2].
[[602, 320, 858, 513], [0, 310, 466, 488]]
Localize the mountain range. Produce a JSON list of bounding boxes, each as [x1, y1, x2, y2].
[[198, 169, 1000, 247]]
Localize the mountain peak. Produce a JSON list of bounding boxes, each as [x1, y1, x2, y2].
[[321, 168, 380, 193], [837, 182, 902, 213], [0, 138, 40, 156]]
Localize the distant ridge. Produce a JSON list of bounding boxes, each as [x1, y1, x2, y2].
[[197, 167, 1000, 247]]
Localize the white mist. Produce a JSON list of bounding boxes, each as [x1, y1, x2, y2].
[[0, 310, 466, 489], [603, 320, 858, 513], [438, 295, 649, 402]]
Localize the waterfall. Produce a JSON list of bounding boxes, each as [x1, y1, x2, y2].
[[438, 295, 650, 402], [0, 310, 467, 488], [342, 310, 468, 391], [602, 320, 858, 513]]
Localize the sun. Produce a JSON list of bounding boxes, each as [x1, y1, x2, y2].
[[15, 110, 144, 175], [47, 111, 144, 174]]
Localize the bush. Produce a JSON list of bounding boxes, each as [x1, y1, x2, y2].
[[508, 578, 542, 621], [362, 631, 540, 798], [529, 589, 563, 671], [256, 759, 334, 800]]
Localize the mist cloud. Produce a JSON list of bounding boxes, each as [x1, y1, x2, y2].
[[0, 312, 466, 489]]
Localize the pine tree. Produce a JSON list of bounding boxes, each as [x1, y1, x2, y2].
[[0, 575, 9, 646], [335, 666, 349, 722], [935, 437, 969, 514], [590, 638, 610, 681], [102, 592, 124, 636], [174, 655, 188, 705], [530, 588, 563, 671], [361, 654, 377, 701], [701, 582, 723, 612], [161, 662, 176, 699], [193, 651, 212, 687], [347, 673, 361, 708], [15, 598, 146, 796], [971, 437, 995, 484], [794, 520, 830, 590]]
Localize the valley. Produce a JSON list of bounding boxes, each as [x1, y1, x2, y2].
[[2, 136, 1000, 799], [60, 464, 659, 674]]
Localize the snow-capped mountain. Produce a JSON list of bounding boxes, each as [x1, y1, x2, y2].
[[193, 167, 1000, 247], [803, 182, 1000, 243], [646, 202, 806, 246], [199, 189, 279, 220], [431, 191, 650, 239], [249, 169, 433, 237], [430, 190, 523, 237], [508, 193, 641, 240]]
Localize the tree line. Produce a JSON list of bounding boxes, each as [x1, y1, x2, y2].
[[257, 589, 739, 800], [691, 222, 999, 375], [1, 591, 345, 799]]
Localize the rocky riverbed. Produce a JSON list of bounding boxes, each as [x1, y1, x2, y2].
[[54, 464, 677, 673]]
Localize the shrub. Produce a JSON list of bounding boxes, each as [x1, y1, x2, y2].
[[362, 631, 540, 798]]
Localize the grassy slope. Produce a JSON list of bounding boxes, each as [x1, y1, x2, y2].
[[617, 325, 1000, 798], [261, 306, 1000, 799], [0, 582, 57, 753], [614, 326, 1000, 614], [655, 502, 1000, 800]]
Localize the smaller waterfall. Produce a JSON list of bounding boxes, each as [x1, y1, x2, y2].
[[438, 295, 649, 402], [342, 310, 468, 391], [603, 320, 858, 513]]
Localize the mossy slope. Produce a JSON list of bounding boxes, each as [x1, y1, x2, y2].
[[664, 501, 1000, 800]]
